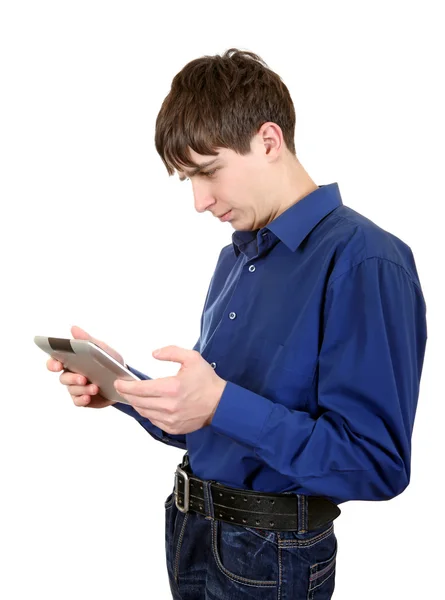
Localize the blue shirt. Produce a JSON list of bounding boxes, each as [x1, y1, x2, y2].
[[114, 182, 427, 505]]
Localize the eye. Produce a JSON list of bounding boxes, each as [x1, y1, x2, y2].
[[201, 169, 217, 178]]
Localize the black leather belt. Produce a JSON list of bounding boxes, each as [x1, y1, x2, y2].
[[173, 455, 341, 533]]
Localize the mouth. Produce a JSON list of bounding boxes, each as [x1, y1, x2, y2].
[[219, 210, 232, 221]]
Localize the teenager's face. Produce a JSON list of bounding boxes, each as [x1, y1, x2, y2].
[[176, 136, 282, 231]]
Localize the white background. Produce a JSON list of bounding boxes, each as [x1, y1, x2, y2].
[[1, 1, 443, 598]]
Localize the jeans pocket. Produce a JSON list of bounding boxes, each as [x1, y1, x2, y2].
[[306, 534, 337, 600], [210, 519, 278, 587], [288, 521, 335, 545]]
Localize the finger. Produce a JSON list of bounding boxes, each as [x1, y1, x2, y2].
[[117, 393, 162, 410], [116, 375, 175, 396], [132, 406, 170, 425], [47, 359, 63, 371], [72, 394, 91, 407], [71, 325, 90, 339], [67, 384, 98, 396], [71, 325, 99, 346], [60, 372, 87, 385]]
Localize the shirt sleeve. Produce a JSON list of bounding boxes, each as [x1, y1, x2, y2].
[[111, 337, 202, 450], [209, 257, 427, 503], [112, 365, 187, 449]]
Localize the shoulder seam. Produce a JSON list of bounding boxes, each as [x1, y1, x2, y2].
[[327, 256, 423, 293]]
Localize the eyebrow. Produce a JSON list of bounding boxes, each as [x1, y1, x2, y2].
[[178, 159, 219, 181]]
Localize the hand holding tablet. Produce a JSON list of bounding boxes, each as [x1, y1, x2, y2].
[[36, 326, 141, 407]]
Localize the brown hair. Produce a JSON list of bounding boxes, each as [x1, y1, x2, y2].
[[155, 48, 297, 176]]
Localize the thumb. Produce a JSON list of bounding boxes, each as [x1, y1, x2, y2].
[[71, 325, 94, 342]]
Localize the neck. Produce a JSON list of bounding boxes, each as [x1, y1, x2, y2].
[[273, 158, 318, 218]]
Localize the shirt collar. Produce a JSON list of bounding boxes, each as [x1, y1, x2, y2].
[[231, 182, 343, 258]]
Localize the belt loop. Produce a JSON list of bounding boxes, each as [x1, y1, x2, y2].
[[297, 494, 308, 533], [181, 451, 189, 469], [203, 480, 215, 521]]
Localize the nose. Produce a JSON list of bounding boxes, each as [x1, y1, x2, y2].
[[192, 181, 216, 213]]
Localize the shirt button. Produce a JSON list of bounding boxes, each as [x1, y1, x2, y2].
[[248, 265, 256, 272], [210, 362, 216, 369], [229, 312, 237, 320]]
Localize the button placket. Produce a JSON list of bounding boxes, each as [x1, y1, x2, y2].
[[209, 259, 257, 373]]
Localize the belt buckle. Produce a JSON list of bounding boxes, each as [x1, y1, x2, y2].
[[175, 465, 190, 513]]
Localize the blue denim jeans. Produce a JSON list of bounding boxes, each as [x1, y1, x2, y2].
[[164, 484, 338, 599]]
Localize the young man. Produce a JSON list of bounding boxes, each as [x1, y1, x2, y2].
[[48, 49, 427, 599]]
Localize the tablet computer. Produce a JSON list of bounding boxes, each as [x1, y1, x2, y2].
[[34, 336, 146, 406]]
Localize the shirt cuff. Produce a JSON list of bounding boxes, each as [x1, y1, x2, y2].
[[125, 364, 152, 380], [209, 381, 275, 449]]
